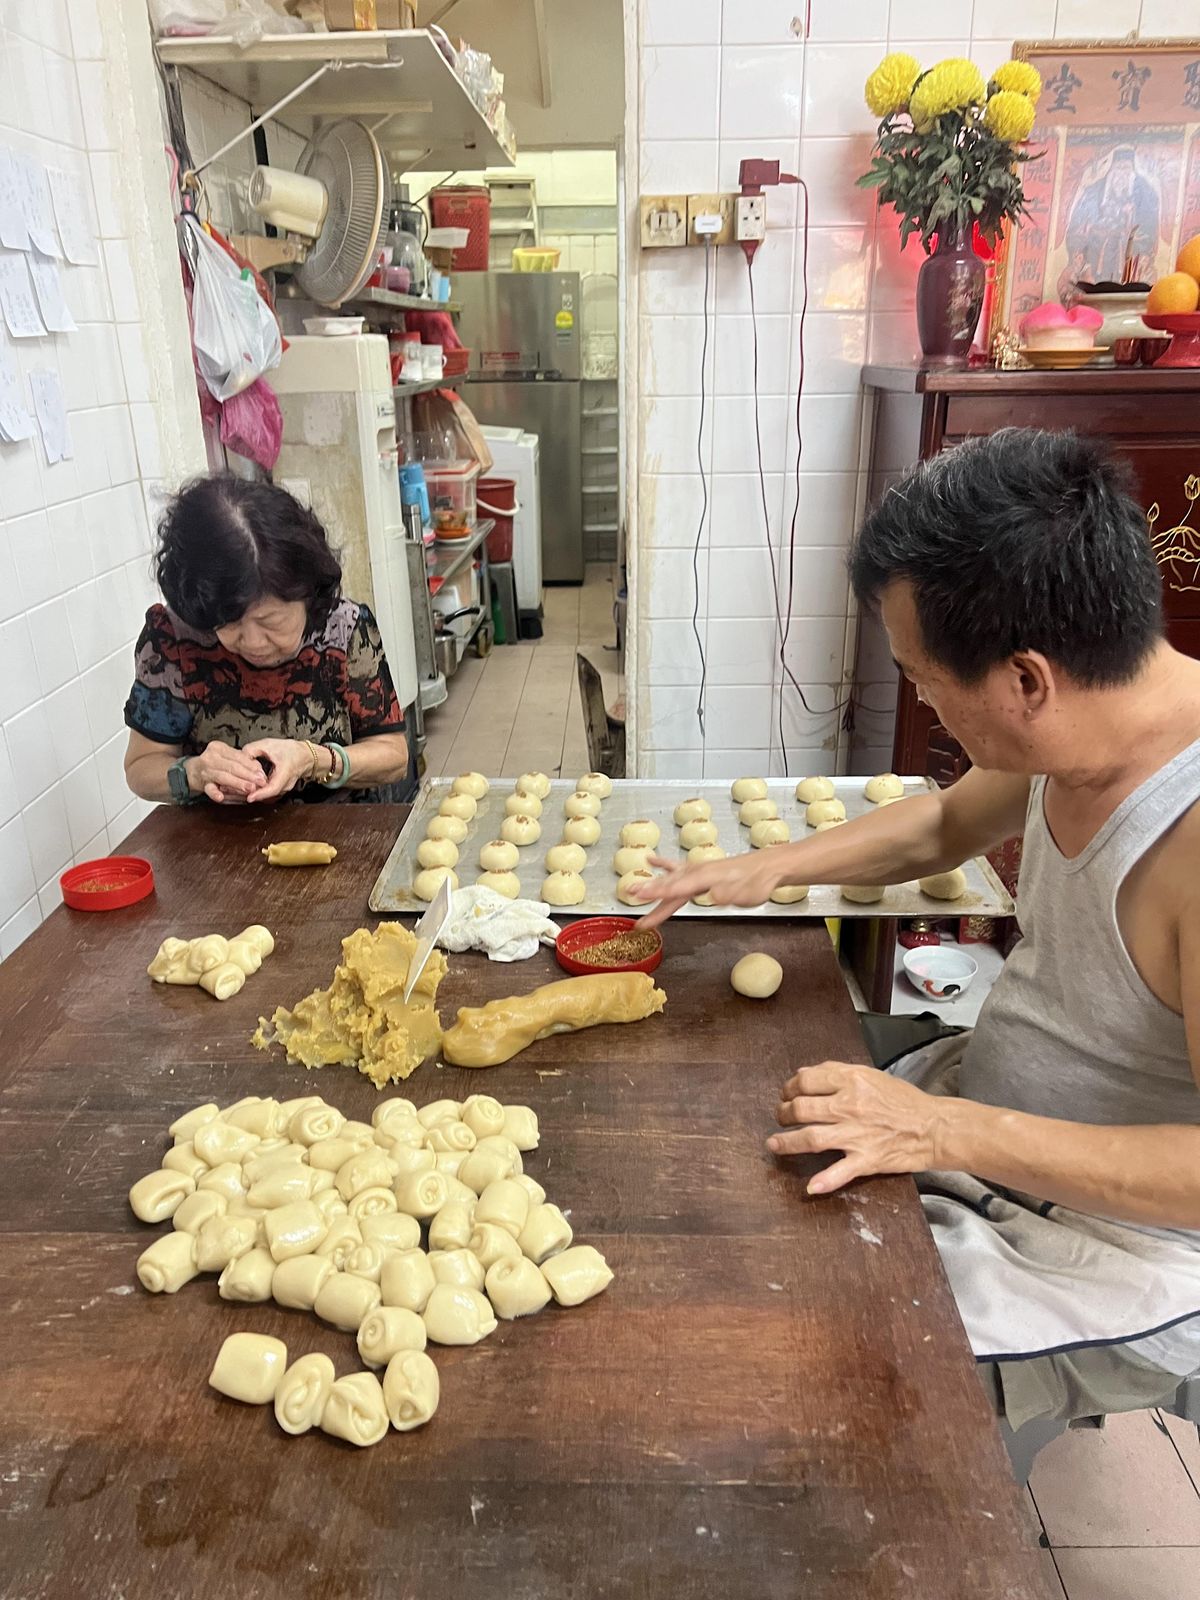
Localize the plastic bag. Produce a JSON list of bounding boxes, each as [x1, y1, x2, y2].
[[150, 0, 306, 43], [220, 377, 283, 471], [188, 219, 282, 401]]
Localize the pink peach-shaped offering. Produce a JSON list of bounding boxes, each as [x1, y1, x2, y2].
[[1021, 302, 1104, 350]]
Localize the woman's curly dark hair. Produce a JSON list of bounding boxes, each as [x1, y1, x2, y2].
[[153, 475, 342, 632]]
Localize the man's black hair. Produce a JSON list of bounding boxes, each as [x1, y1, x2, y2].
[[154, 475, 342, 632], [848, 428, 1164, 685]]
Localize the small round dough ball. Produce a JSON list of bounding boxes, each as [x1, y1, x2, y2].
[[673, 797, 712, 827], [731, 777, 768, 803], [542, 871, 587, 907], [414, 866, 458, 902], [617, 869, 655, 906], [739, 798, 778, 827], [620, 819, 661, 849], [795, 776, 834, 804], [426, 814, 468, 845], [688, 843, 726, 866], [806, 798, 846, 827], [770, 882, 810, 905], [842, 884, 885, 904], [439, 793, 477, 822], [417, 837, 459, 870], [919, 867, 968, 901], [577, 772, 613, 798], [546, 842, 588, 874], [815, 819, 846, 833], [564, 790, 603, 819], [731, 952, 783, 999], [563, 816, 602, 847], [500, 813, 542, 846], [477, 870, 522, 900], [504, 791, 543, 819], [479, 838, 519, 873], [750, 819, 789, 850], [452, 772, 489, 800], [517, 771, 551, 800], [693, 891, 716, 907], [864, 773, 905, 804], [679, 819, 719, 850], [613, 845, 653, 876]]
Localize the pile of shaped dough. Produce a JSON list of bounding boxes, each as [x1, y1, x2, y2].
[[417, 838, 458, 870], [501, 813, 542, 847], [794, 777, 833, 804], [439, 793, 477, 822], [254, 921, 447, 1087], [730, 778, 767, 803], [452, 772, 490, 800], [864, 772, 904, 804], [517, 771, 552, 799], [564, 791, 602, 819], [505, 791, 543, 819], [426, 814, 468, 845], [148, 925, 275, 1003], [739, 798, 777, 827], [262, 841, 337, 867], [619, 820, 660, 849], [576, 772, 613, 798], [542, 870, 586, 907], [749, 819, 788, 850], [546, 842, 588, 875], [479, 839, 519, 873], [673, 797, 711, 826], [806, 798, 846, 827], [442, 972, 667, 1067], [562, 815, 601, 847], [131, 1086, 613, 1449], [679, 819, 718, 850]]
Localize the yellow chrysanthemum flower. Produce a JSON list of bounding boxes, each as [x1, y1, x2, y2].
[[991, 59, 1042, 104], [984, 89, 1036, 144], [909, 58, 987, 129], [864, 52, 921, 118]]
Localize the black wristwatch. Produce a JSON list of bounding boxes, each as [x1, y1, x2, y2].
[[168, 756, 193, 804]]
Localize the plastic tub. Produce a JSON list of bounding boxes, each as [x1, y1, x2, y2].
[[429, 188, 490, 271], [61, 856, 155, 911], [512, 247, 561, 272], [556, 917, 663, 976], [425, 459, 479, 534], [478, 476, 516, 562]]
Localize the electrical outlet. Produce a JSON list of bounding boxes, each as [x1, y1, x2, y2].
[[735, 195, 767, 243], [639, 195, 687, 249], [686, 193, 736, 247]]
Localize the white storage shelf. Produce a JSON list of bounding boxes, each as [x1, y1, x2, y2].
[[157, 30, 515, 170]]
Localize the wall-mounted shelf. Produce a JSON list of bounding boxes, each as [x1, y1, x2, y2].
[[582, 484, 618, 496], [157, 29, 516, 170], [350, 287, 462, 315], [393, 374, 466, 398]]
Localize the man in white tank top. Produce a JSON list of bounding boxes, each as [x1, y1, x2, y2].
[[634, 429, 1200, 1446]]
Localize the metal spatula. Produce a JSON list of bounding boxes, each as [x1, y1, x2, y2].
[[402, 873, 455, 1003]]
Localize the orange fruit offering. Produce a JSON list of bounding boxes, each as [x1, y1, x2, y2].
[[1147, 271, 1200, 316], [1175, 234, 1200, 282]]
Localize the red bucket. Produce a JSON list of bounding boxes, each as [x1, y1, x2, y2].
[[478, 476, 517, 563], [429, 186, 491, 271]]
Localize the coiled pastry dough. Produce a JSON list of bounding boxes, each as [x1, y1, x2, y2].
[[383, 1349, 440, 1431], [461, 1093, 506, 1139], [442, 972, 667, 1067], [314, 1271, 382, 1332], [518, 1202, 573, 1265], [486, 1256, 553, 1320], [540, 1244, 614, 1306], [272, 1252, 335, 1311], [422, 1283, 497, 1345], [428, 1200, 476, 1252], [357, 1305, 428, 1369], [428, 1248, 486, 1290], [380, 1249, 436, 1314], [218, 1246, 276, 1303], [209, 1332, 288, 1403], [274, 1352, 335, 1435], [137, 1231, 199, 1294], [129, 1168, 195, 1224], [321, 1372, 389, 1447]]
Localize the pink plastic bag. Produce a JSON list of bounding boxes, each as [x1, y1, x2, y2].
[[220, 376, 282, 470]]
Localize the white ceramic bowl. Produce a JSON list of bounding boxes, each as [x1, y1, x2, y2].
[[902, 945, 978, 1004]]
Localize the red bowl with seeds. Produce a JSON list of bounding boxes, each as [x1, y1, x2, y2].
[[555, 916, 663, 976], [61, 856, 155, 911]]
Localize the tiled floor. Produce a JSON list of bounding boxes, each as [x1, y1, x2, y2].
[[420, 568, 1200, 1600], [420, 563, 624, 782], [1028, 1410, 1200, 1598]]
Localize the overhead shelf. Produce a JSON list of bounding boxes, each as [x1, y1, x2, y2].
[[393, 374, 466, 398], [350, 287, 462, 315], [157, 29, 516, 171]]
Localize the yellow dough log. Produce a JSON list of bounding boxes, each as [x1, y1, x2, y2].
[[441, 972, 667, 1068], [261, 841, 338, 866]]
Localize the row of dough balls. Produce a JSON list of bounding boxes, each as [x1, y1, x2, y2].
[[131, 1090, 613, 1447], [415, 771, 617, 904]]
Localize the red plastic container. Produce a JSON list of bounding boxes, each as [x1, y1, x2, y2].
[[555, 917, 663, 977], [477, 475, 516, 562], [429, 186, 491, 271], [443, 345, 471, 377], [61, 856, 155, 911]]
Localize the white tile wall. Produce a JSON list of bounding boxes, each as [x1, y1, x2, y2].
[[634, 0, 1193, 778]]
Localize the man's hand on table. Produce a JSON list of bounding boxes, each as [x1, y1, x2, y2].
[[631, 851, 783, 927], [771, 1063, 953, 1194]]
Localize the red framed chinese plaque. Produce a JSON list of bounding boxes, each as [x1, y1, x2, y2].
[[991, 39, 1200, 339]]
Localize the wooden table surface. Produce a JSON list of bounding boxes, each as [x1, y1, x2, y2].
[[0, 805, 1053, 1600]]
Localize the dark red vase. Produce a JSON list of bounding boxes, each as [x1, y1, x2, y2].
[[916, 226, 986, 367]]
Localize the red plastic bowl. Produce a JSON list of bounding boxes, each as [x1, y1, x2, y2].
[[555, 916, 663, 976], [61, 856, 155, 911]]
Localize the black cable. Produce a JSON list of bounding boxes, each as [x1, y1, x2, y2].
[[747, 256, 790, 771], [691, 237, 712, 740]]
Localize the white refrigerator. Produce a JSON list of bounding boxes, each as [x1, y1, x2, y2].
[[481, 424, 542, 632]]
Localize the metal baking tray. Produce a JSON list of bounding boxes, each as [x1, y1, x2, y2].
[[369, 778, 1015, 921]]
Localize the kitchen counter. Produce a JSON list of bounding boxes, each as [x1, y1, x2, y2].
[[0, 805, 1053, 1600]]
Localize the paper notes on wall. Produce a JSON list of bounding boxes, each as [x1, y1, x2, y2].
[[0, 253, 46, 337], [0, 149, 29, 252], [0, 346, 35, 442], [29, 369, 72, 463], [20, 158, 60, 258], [47, 168, 98, 266], [28, 254, 76, 333]]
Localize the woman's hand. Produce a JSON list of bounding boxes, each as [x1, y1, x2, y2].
[[241, 738, 321, 804], [630, 850, 786, 928], [188, 740, 269, 805], [769, 1062, 952, 1194]]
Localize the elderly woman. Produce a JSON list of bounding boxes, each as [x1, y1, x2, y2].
[[124, 476, 410, 806]]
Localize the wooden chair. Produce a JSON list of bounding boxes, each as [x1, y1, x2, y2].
[[576, 652, 626, 778]]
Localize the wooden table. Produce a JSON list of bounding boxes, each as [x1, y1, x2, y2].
[[0, 806, 1054, 1600]]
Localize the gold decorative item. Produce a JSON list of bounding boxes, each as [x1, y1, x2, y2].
[[1148, 476, 1200, 593], [991, 327, 1027, 369]]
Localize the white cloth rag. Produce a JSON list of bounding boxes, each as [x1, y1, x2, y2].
[[437, 886, 559, 963]]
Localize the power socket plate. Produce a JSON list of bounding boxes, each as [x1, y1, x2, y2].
[[687, 193, 736, 247], [639, 194, 687, 249]]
